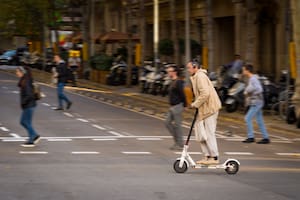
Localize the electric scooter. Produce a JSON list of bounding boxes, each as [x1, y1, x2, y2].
[[173, 109, 240, 174]]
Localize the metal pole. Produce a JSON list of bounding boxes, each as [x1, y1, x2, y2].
[[185, 0, 191, 81], [154, 0, 159, 70]]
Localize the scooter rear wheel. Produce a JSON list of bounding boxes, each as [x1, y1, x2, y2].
[[225, 160, 239, 175], [173, 160, 188, 173]]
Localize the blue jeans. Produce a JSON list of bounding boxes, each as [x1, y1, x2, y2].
[[57, 82, 71, 108], [245, 105, 269, 139], [20, 107, 38, 143]]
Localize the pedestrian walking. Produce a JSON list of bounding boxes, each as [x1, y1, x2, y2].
[[16, 66, 40, 147], [68, 52, 81, 86], [242, 64, 270, 144], [54, 54, 72, 111], [165, 66, 187, 150], [186, 61, 222, 165]]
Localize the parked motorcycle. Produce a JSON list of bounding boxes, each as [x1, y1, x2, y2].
[[224, 80, 246, 113]]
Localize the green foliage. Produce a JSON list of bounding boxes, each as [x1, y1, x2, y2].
[[0, 0, 67, 39], [178, 38, 202, 58], [89, 53, 113, 71], [159, 39, 174, 56]]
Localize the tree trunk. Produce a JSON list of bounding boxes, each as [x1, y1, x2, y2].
[[170, 0, 179, 66], [140, 0, 145, 65], [206, 0, 214, 71], [291, 0, 300, 121]]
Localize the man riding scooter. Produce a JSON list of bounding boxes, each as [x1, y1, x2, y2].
[[186, 61, 222, 165]]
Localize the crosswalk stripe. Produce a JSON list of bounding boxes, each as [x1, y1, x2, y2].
[[122, 151, 152, 155], [20, 151, 48, 154], [71, 151, 100, 154]]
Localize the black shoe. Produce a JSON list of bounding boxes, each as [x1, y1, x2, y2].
[[66, 102, 72, 110], [21, 141, 35, 147], [33, 135, 41, 144], [242, 138, 255, 143], [54, 107, 64, 111], [257, 138, 270, 144]]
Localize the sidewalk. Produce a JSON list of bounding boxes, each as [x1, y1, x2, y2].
[[3, 68, 299, 136]]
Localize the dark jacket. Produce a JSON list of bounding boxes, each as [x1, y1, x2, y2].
[[56, 60, 68, 83], [168, 79, 187, 107], [18, 75, 36, 109]]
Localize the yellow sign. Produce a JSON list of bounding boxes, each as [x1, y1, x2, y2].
[[135, 43, 141, 66], [289, 42, 297, 79], [69, 50, 81, 57]]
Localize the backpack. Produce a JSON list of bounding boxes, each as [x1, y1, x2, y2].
[[32, 82, 42, 100]]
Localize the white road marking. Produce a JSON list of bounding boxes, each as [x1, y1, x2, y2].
[[108, 131, 124, 137], [229, 125, 239, 129], [276, 153, 300, 156], [174, 152, 202, 155], [63, 112, 74, 117], [11, 91, 19, 94], [226, 138, 244, 142], [224, 152, 254, 155], [0, 127, 9, 132], [269, 134, 290, 141], [77, 118, 89, 123], [122, 151, 152, 155], [121, 132, 134, 136], [71, 151, 100, 155], [271, 140, 292, 144], [92, 124, 106, 130], [137, 138, 162, 141], [20, 151, 48, 154], [2, 139, 26, 142], [10, 133, 21, 138], [47, 138, 72, 142], [2, 86, 8, 89], [293, 138, 300, 141], [42, 103, 51, 107], [92, 138, 117, 141]]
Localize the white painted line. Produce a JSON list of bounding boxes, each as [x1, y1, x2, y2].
[[174, 152, 202, 155], [271, 140, 292, 144], [137, 138, 162, 141], [42, 103, 51, 107], [121, 132, 134, 136], [92, 124, 106, 130], [2, 86, 8, 89], [92, 138, 117, 141], [224, 152, 254, 156], [0, 127, 9, 132], [71, 151, 100, 155], [229, 125, 239, 129], [20, 151, 48, 154], [226, 138, 244, 142], [77, 118, 89, 123], [293, 138, 300, 142], [276, 153, 300, 156], [12, 91, 19, 94], [2, 139, 26, 142], [108, 131, 124, 137], [269, 135, 290, 141], [122, 151, 152, 155], [10, 133, 21, 138], [63, 112, 74, 117], [215, 133, 227, 139], [47, 138, 72, 142]]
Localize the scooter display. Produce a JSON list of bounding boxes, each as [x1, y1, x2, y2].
[[173, 109, 240, 174]]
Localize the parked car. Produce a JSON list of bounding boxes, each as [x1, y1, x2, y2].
[[0, 50, 17, 65]]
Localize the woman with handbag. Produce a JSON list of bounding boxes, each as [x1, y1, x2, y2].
[[16, 66, 40, 147]]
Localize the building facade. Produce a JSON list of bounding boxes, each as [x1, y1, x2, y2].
[[94, 0, 290, 81]]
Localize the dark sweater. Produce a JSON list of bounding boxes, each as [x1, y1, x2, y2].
[[18, 75, 36, 109], [168, 79, 187, 107], [56, 61, 68, 83]]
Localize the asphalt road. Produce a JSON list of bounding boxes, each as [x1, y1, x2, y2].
[[0, 68, 300, 200]]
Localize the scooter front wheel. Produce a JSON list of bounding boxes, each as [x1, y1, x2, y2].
[[225, 160, 239, 175], [173, 160, 188, 173]]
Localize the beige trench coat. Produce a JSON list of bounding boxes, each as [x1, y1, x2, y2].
[[190, 69, 221, 121]]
